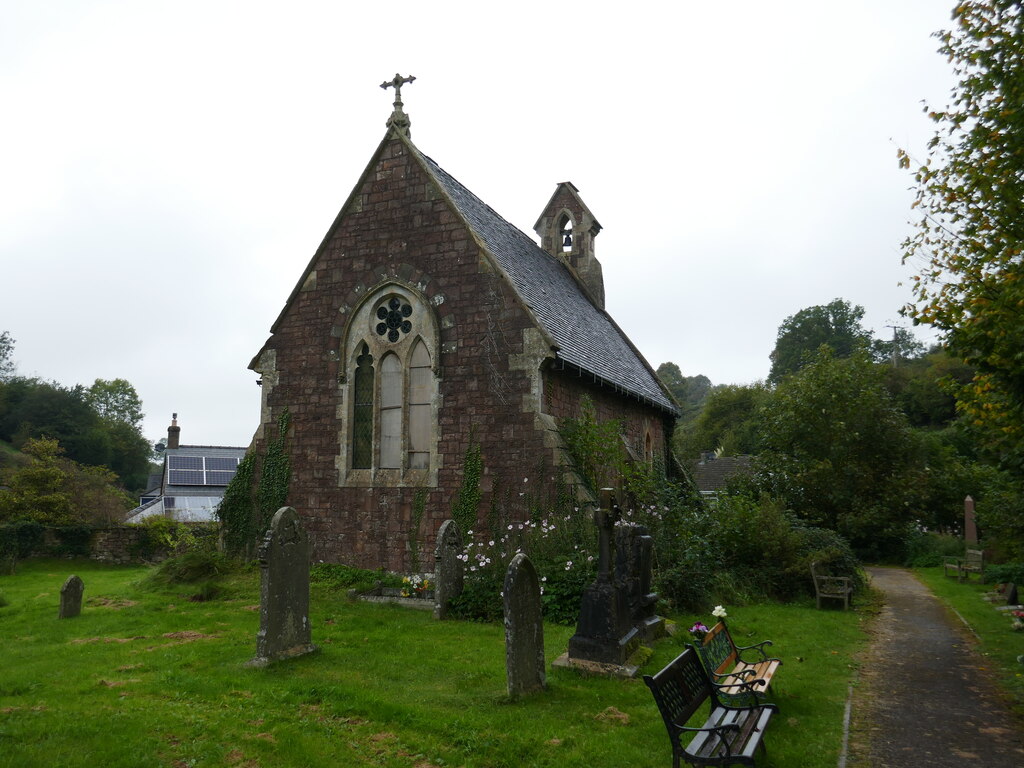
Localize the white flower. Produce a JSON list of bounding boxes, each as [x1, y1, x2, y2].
[[712, 605, 728, 618]]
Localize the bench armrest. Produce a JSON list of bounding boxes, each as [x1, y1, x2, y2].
[[734, 639, 777, 663], [710, 674, 768, 703]]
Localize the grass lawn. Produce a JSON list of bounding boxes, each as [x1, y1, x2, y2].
[[0, 559, 870, 768], [912, 566, 1024, 716]]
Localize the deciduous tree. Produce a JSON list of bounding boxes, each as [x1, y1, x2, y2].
[[900, 1, 1024, 472], [768, 299, 873, 384], [757, 348, 918, 558]]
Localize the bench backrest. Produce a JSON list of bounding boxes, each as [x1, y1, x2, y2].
[[643, 647, 712, 737], [964, 549, 984, 569], [696, 620, 736, 676]]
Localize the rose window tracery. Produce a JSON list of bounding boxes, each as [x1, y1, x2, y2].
[[375, 297, 413, 342]]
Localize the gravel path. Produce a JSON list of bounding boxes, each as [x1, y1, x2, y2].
[[847, 566, 1024, 767]]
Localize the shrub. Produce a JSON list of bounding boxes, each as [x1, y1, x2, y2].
[[53, 525, 92, 558], [903, 530, 965, 567], [985, 562, 1024, 586], [309, 563, 402, 593], [145, 550, 234, 587], [0, 519, 44, 559]]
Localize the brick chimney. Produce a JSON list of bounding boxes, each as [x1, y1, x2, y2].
[[167, 413, 180, 449]]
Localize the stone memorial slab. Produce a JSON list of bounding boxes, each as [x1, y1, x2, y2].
[[248, 506, 317, 666], [559, 490, 665, 675], [964, 495, 978, 545], [58, 575, 84, 619], [433, 519, 464, 620], [503, 553, 545, 698]]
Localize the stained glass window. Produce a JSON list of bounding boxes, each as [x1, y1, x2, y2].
[[352, 344, 374, 469]]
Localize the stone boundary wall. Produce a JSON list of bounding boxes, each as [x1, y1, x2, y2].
[[11, 525, 216, 564]]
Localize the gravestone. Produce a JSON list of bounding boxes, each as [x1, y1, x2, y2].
[[503, 552, 545, 698], [433, 519, 464, 619], [248, 507, 317, 666], [58, 575, 84, 619], [563, 490, 665, 672], [615, 523, 664, 639], [1007, 582, 1019, 606], [566, 492, 638, 665], [964, 495, 978, 544]]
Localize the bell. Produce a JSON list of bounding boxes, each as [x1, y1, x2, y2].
[[562, 232, 573, 248]]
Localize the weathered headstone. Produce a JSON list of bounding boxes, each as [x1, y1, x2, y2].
[[58, 575, 84, 619], [561, 489, 665, 673], [964, 495, 978, 544], [566, 492, 638, 665], [616, 523, 664, 638], [248, 506, 317, 666], [433, 519, 464, 620], [1006, 582, 1019, 606], [503, 552, 545, 698]]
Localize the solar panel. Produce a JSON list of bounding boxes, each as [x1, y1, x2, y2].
[[168, 455, 203, 470], [165, 453, 243, 486], [206, 470, 237, 485], [168, 469, 205, 485], [206, 457, 239, 471]]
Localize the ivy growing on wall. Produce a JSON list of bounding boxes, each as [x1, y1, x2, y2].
[[218, 410, 292, 558], [451, 436, 482, 536], [409, 488, 427, 573], [559, 396, 629, 496]]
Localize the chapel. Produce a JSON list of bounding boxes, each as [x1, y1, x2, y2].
[[247, 76, 679, 571]]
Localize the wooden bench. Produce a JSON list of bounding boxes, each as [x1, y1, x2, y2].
[[644, 646, 777, 767], [693, 620, 781, 706], [810, 561, 853, 610], [943, 548, 984, 582]]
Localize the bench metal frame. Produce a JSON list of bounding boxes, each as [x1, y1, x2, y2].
[[644, 647, 777, 767]]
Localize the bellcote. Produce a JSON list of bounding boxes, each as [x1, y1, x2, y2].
[[533, 182, 605, 308]]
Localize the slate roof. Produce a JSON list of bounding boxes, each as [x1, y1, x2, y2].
[[421, 153, 678, 416], [692, 456, 754, 494]]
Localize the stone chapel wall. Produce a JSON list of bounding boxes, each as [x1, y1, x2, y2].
[[255, 138, 565, 572]]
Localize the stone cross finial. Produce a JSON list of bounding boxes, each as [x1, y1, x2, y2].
[[380, 73, 416, 137]]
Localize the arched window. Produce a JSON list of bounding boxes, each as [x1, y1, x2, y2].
[[379, 353, 402, 468], [408, 341, 431, 469], [559, 213, 574, 252], [352, 344, 375, 469], [342, 285, 438, 484]]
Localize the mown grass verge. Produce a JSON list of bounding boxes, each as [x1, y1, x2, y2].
[[913, 566, 1024, 716], [0, 559, 870, 767]]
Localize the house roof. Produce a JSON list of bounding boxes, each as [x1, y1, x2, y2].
[[161, 445, 248, 495], [419, 147, 677, 416], [692, 456, 754, 493]]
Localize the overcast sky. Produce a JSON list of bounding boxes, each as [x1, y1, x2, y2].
[[2, 0, 956, 448]]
